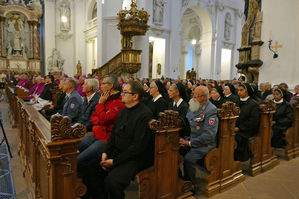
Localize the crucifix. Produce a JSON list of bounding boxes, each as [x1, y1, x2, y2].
[[272, 41, 283, 53]]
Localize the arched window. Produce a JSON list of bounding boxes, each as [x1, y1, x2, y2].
[[91, 2, 97, 19]]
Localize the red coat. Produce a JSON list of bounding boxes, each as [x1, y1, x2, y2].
[[91, 93, 125, 142]]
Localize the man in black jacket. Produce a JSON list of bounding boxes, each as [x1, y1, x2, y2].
[[32, 74, 55, 110], [83, 80, 154, 199]]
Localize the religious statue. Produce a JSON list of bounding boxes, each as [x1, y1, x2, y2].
[[186, 68, 196, 80], [190, 68, 196, 80], [47, 48, 65, 73], [5, 14, 29, 58], [224, 13, 231, 40], [77, 60, 82, 76], [153, 0, 165, 25], [59, 0, 71, 32], [157, 63, 161, 75]]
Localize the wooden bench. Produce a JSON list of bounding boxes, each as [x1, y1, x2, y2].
[[248, 100, 279, 176], [285, 97, 299, 160], [137, 102, 245, 198], [14, 96, 87, 199], [202, 101, 245, 197], [136, 110, 195, 199]]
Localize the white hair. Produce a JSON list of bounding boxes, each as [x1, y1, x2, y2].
[[85, 79, 99, 92]]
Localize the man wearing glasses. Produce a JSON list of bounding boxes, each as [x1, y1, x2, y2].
[[83, 80, 154, 199]]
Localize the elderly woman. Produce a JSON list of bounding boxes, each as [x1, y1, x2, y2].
[[147, 80, 168, 118], [224, 83, 239, 106], [290, 85, 299, 104], [168, 82, 189, 137], [271, 88, 294, 148], [210, 86, 226, 109]]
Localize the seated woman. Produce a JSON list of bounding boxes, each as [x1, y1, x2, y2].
[[147, 80, 168, 118], [210, 86, 226, 109], [234, 83, 260, 161], [290, 84, 299, 104], [271, 88, 294, 148], [224, 83, 240, 106], [168, 82, 189, 137]]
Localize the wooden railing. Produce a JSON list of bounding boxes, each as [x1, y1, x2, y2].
[[6, 85, 87, 199], [91, 49, 142, 77], [248, 100, 279, 176], [92, 52, 122, 77]]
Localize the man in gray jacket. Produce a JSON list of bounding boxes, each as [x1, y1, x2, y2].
[[179, 86, 219, 184]]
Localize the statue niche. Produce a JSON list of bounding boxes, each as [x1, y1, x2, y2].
[[4, 13, 30, 59]]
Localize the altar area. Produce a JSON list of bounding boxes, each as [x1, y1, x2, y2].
[[0, 0, 42, 74]]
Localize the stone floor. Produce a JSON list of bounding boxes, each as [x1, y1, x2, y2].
[[2, 98, 299, 199]]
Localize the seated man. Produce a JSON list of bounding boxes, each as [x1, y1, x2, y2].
[[28, 76, 45, 101], [42, 80, 66, 120], [83, 80, 154, 199], [234, 83, 259, 161], [77, 78, 100, 132], [78, 75, 125, 177], [62, 78, 83, 124], [179, 86, 219, 185], [32, 74, 56, 111]]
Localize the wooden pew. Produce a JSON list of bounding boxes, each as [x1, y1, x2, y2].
[[5, 83, 19, 128], [136, 110, 195, 199], [285, 97, 299, 160], [248, 100, 279, 176], [202, 102, 245, 197], [16, 97, 87, 199]]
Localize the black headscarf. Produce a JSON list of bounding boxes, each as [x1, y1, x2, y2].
[[239, 83, 254, 98], [212, 85, 224, 98], [174, 82, 188, 102], [225, 83, 236, 95], [155, 80, 168, 100]]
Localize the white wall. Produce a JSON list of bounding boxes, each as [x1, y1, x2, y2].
[[259, 0, 299, 89]]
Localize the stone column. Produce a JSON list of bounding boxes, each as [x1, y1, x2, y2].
[[32, 21, 40, 59], [194, 43, 201, 79], [180, 46, 188, 79], [0, 16, 5, 57]]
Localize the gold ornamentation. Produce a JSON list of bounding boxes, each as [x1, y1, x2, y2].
[[217, 101, 240, 119], [50, 114, 86, 142], [75, 181, 87, 197], [149, 110, 182, 131], [259, 99, 276, 113]]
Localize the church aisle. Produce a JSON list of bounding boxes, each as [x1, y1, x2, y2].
[[2, 99, 299, 199]]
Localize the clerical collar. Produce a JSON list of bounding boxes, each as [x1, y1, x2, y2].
[[225, 93, 232, 97], [274, 99, 283, 104], [240, 96, 250, 101], [87, 92, 96, 103], [153, 94, 162, 102], [173, 98, 183, 107], [216, 96, 221, 101]]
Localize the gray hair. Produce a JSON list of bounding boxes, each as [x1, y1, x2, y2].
[[103, 75, 120, 91], [202, 86, 209, 96], [85, 78, 99, 92], [66, 78, 77, 89]]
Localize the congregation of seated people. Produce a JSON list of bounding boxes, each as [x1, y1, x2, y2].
[[7, 71, 298, 199]]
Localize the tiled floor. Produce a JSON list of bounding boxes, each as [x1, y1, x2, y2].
[[2, 99, 299, 199]]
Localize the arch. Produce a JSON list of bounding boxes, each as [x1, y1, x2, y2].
[[179, 1, 213, 79], [87, 0, 97, 21]]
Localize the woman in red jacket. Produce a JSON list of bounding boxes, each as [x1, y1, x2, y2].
[[78, 75, 125, 175]]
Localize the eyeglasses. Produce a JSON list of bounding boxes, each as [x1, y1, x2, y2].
[[121, 91, 136, 95], [102, 82, 111, 85], [149, 86, 157, 89]]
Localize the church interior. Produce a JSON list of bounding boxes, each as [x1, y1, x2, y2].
[[0, 0, 299, 198]]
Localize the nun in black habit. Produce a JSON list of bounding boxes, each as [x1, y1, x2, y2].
[[234, 83, 260, 161], [147, 80, 168, 118], [271, 88, 294, 148], [224, 83, 240, 106], [168, 82, 190, 137]]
